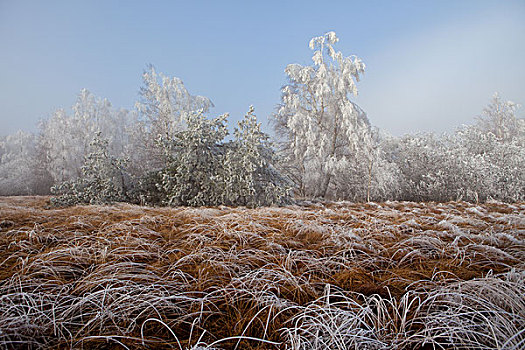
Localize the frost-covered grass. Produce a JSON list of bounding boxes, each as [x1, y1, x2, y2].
[[0, 197, 523, 349]]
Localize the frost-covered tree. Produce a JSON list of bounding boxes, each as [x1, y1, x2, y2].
[[476, 93, 524, 143], [450, 107, 525, 202], [446, 94, 525, 202], [155, 112, 229, 206], [0, 131, 52, 195], [333, 129, 401, 202], [136, 65, 213, 138], [134, 65, 214, 174], [51, 132, 129, 206], [140, 108, 292, 207], [385, 132, 469, 202], [447, 128, 496, 202], [40, 89, 136, 184], [40, 108, 81, 183], [273, 31, 374, 199], [223, 106, 291, 207]]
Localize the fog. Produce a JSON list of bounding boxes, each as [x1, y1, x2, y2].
[[355, 6, 525, 135]]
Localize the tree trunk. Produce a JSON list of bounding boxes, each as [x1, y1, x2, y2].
[[367, 158, 373, 202], [320, 173, 332, 199], [319, 121, 339, 199]]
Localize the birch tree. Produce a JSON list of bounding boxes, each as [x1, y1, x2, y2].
[[273, 32, 371, 199], [134, 65, 214, 173], [136, 65, 213, 139], [39, 89, 136, 184], [0, 131, 52, 195], [476, 93, 524, 143]]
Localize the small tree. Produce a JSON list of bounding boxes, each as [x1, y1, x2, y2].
[[452, 123, 525, 202], [134, 65, 215, 175], [146, 109, 292, 207], [51, 132, 129, 206], [448, 94, 525, 202], [157, 112, 229, 207], [136, 65, 214, 139], [224, 106, 292, 207]]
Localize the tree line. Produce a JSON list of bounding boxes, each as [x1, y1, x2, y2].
[[1, 32, 524, 205]]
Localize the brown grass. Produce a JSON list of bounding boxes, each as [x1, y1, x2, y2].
[[0, 196, 524, 349]]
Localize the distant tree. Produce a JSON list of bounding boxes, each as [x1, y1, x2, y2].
[[343, 129, 401, 202], [40, 89, 136, 184], [386, 93, 525, 203], [0, 131, 52, 196], [450, 97, 525, 202], [384, 133, 449, 202], [476, 93, 524, 143], [134, 65, 214, 174], [273, 31, 382, 200], [136, 65, 213, 138]]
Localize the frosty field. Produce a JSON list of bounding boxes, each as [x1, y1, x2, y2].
[[1, 197, 524, 349]]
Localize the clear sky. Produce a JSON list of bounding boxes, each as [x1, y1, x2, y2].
[[1, 0, 524, 137]]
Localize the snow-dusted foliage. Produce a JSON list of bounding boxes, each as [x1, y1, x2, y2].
[[0, 131, 52, 195], [269, 34, 524, 203], [273, 32, 394, 201], [2, 53, 523, 204], [156, 112, 229, 206], [51, 132, 129, 206], [39, 89, 137, 184], [384, 133, 452, 202], [476, 92, 524, 143], [385, 93, 525, 202], [223, 106, 292, 207], [151, 108, 292, 207], [133, 65, 214, 174], [5, 66, 291, 207], [136, 65, 213, 139], [331, 128, 401, 202], [451, 118, 525, 202]]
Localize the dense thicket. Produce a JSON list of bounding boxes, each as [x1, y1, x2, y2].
[[0, 33, 523, 204]]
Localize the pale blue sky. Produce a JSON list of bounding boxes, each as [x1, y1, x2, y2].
[[1, 0, 524, 136]]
